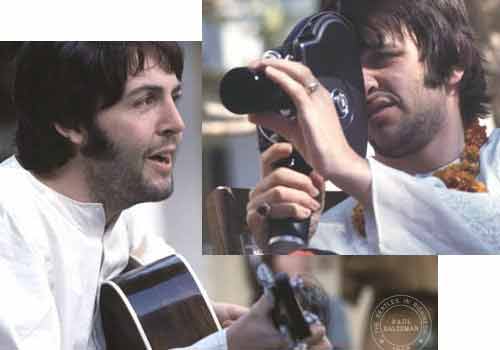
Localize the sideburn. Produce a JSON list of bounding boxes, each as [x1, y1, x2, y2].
[[80, 119, 119, 161]]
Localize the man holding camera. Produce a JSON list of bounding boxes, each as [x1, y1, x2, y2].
[[0, 42, 330, 350], [247, 0, 500, 254]]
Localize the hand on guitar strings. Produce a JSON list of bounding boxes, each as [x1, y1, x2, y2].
[[226, 292, 331, 350], [212, 302, 249, 328], [304, 321, 332, 350]]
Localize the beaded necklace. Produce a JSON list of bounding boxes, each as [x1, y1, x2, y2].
[[352, 118, 488, 237]]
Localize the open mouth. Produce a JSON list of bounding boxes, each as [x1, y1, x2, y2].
[[149, 154, 170, 164], [147, 153, 172, 170], [368, 99, 397, 118], [147, 145, 177, 171], [366, 92, 400, 119]]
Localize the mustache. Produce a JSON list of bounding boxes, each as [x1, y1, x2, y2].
[[145, 135, 182, 156]]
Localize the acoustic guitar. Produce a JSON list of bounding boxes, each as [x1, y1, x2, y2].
[[100, 254, 221, 350], [100, 254, 315, 350]]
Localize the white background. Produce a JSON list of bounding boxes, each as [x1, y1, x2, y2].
[[440, 256, 498, 348], [0, 0, 201, 41]]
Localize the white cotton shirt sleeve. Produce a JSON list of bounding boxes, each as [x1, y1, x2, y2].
[[310, 196, 378, 254], [120, 209, 176, 265], [311, 129, 500, 254], [170, 329, 227, 350], [131, 230, 177, 264], [0, 212, 62, 349], [367, 129, 500, 254]]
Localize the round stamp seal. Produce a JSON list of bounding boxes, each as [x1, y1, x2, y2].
[[370, 295, 432, 350]]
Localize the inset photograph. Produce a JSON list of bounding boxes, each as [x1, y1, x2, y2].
[[0, 42, 208, 349], [199, 255, 438, 350], [203, 0, 500, 255]]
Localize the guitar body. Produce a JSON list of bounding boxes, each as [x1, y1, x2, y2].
[[100, 254, 221, 350]]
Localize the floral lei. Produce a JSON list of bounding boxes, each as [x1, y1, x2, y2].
[[352, 118, 488, 237]]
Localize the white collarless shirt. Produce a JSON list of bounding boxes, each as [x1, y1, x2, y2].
[[311, 128, 500, 254], [0, 156, 225, 350]]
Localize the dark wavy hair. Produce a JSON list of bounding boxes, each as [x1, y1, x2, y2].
[[323, 0, 490, 125], [14, 42, 183, 174]]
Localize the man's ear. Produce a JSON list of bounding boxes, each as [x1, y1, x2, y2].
[[54, 122, 86, 146], [446, 68, 464, 94]]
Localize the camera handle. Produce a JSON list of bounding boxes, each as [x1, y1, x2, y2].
[[257, 126, 314, 254], [268, 150, 313, 254]]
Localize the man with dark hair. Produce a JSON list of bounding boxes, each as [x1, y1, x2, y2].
[[0, 43, 330, 349], [246, 0, 500, 254]]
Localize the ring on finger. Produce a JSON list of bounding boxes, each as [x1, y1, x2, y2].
[[305, 79, 320, 95], [256, 202, 272, 218]]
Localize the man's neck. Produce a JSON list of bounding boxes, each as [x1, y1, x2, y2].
[[32, 157, 120, 226]]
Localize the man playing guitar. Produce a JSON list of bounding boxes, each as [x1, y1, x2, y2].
[[0, 42, 330, 350]]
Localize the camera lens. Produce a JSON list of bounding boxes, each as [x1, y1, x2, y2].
[[219, 67, 294, 115]]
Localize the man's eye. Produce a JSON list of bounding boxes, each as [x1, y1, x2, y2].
[[173, 93, 182, 103], [134, 93, 156, 108], [363, 51, 398, 69]]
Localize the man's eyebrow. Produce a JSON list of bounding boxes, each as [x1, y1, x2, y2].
[[363, 42, 404, 56], [124, 83, 182, 99], [125, 85, 163, 98], [373, 46, 404, 55]]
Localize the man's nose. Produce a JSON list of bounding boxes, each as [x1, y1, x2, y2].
[[158, 99, 185, 136], [362, 67, 379, 96]]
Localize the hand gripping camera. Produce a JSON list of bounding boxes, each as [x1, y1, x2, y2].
[[219, 11, 368, 253]]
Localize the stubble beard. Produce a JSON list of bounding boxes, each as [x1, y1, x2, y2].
[[369, 98, 446, 159], [81, 122, 174, 215]]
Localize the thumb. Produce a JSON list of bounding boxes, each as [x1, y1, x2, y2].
[[222, 319, 236, 328], [226, 304, 249, 320], [252, 292, 275, 315]]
